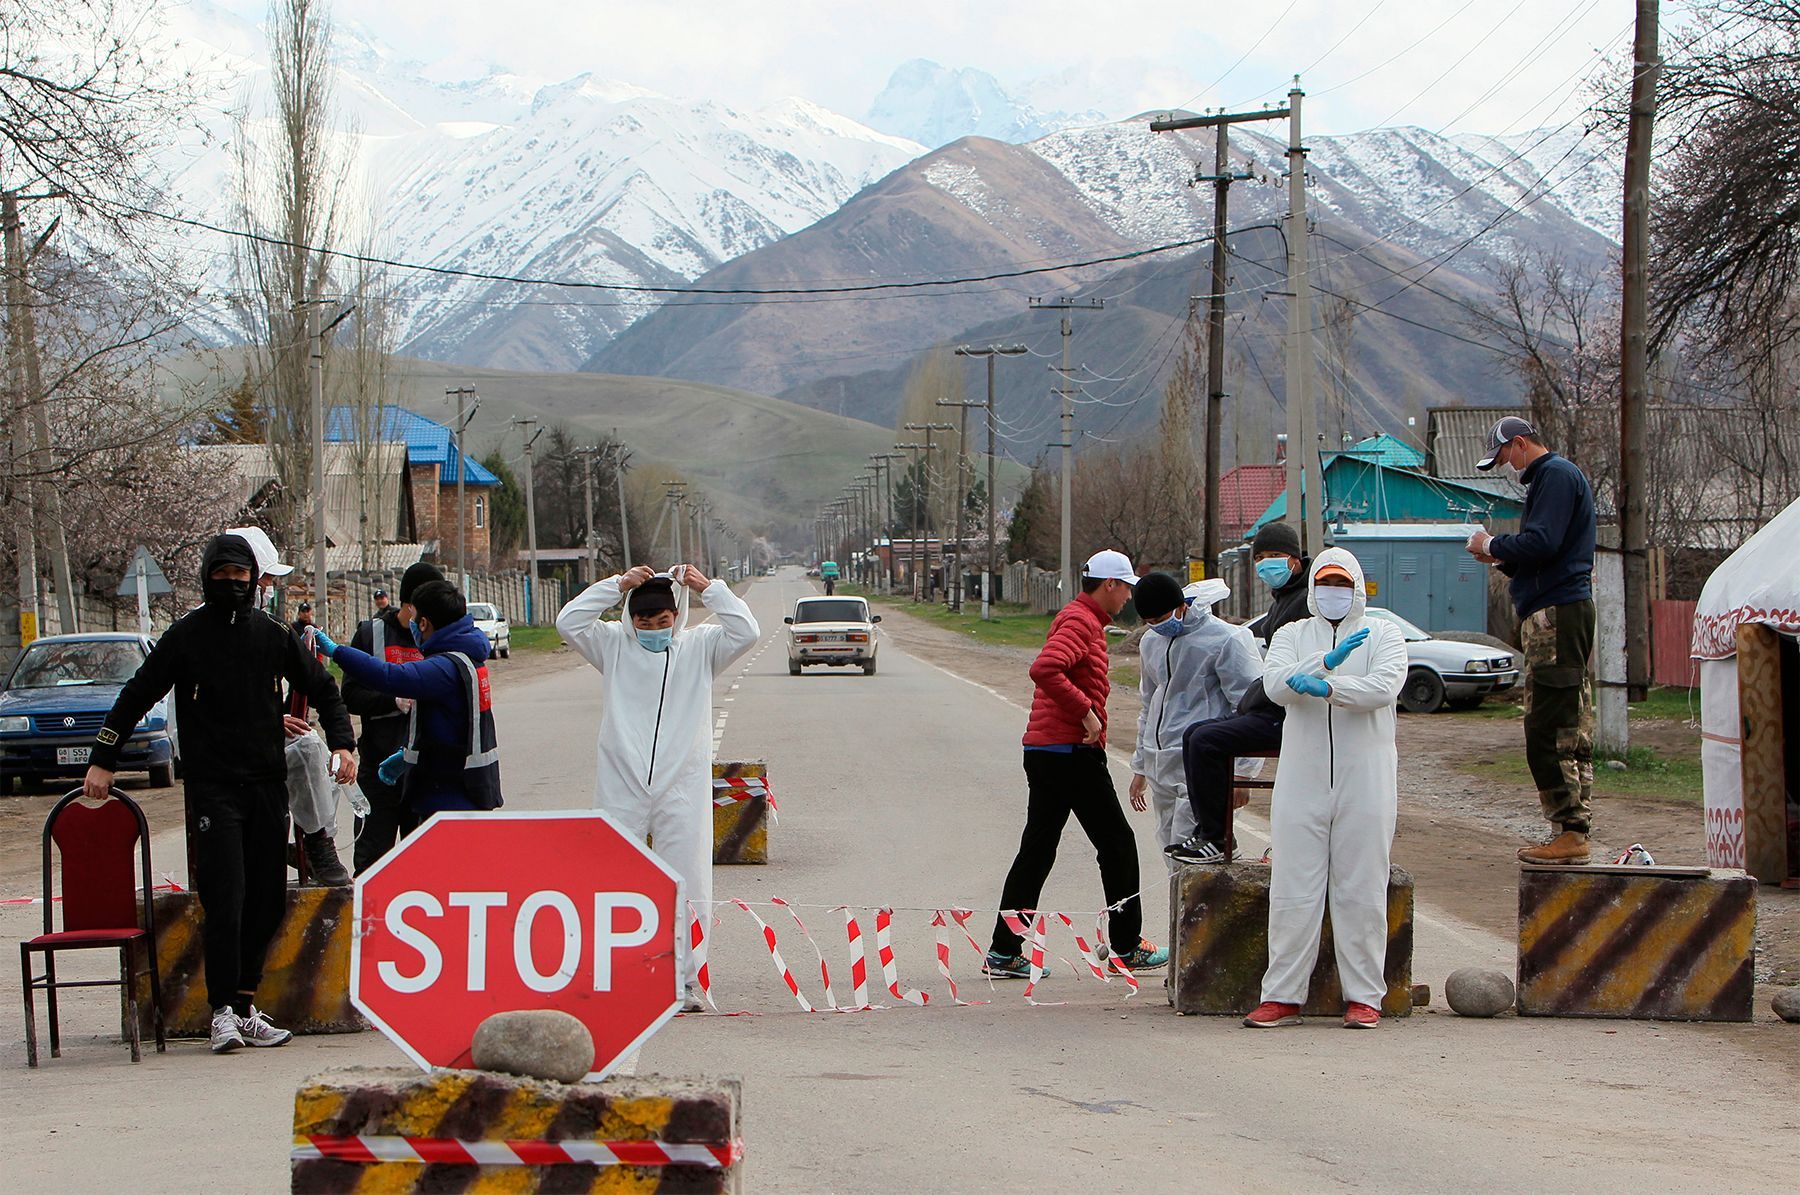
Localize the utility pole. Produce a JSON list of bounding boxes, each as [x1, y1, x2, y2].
[[869, 452, 902, 592], [1620, 0, 1659, 704], [893, 442, 924, 596], [664, 484, 687, 565], [1029, 297, 1104, 605], [937, 396, 981, 612], [445, 387, 479, 590], [610, 431, 632, 568], [956, 344, 1028, 619], [1151, 105, 1285, 569], [904, 422, 952, 601], [3, 191, 39, 646], [1278, 80, 1324, 557], [513, 418, 543, 620], [576, 446, 600, 584]]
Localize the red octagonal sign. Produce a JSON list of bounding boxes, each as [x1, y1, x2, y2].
[[352, 811, 681, 1080]]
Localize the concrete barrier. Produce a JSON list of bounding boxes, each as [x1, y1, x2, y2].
[[1516, 864, 1755, 1022], [291, 1067, 742, 1194], [143, 886, 361, 1037], [711, 761, 769, 865], [1168, 862, 1415, 1018]]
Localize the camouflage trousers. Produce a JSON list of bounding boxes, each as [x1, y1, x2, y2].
[[1520, 599, 1596, 833]]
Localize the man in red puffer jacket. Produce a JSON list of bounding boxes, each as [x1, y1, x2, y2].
[[985, 550, 1170, 977]]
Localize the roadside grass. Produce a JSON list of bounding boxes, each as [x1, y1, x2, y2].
[[1459, 745, 1704, 803], [845, 586, 1055, 651], [1446, 685, 1698, 725], [509, 625, 563, 653]]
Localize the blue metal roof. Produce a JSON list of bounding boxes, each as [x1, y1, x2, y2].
[[1342, 433, 1427, 470], [324, 405, 498, 487]]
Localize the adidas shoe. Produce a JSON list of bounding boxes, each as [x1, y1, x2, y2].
[[1165, 835, 1227, 865]]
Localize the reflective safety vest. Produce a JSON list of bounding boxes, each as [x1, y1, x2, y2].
[[367, 616, 423, 722], [400, 650, 502, 810]]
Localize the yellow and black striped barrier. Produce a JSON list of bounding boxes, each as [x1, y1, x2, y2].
[[290, 1068, 743, 1194], [1516, 864, 1755, 1021], [144, 886, 361, 1037], [711, 761, 769, 866], [1168, 863, 1415, 1017]]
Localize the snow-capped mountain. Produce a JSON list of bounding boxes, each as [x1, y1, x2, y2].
[[156, 2, 922, 370], [864, 58, 1102, 148]]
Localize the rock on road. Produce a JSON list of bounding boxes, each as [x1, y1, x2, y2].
[[2, 567, 1795, 1193]]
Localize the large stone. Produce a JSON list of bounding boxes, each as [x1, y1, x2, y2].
[[1445, 968, 1515, 1017], [471, 1010, 594, 1083], [1168, 862, 1414, 1017], [1516, 864, 1756, 1022], [292, 1067, 742, 1194], [1773, 988, 1800, 1023]]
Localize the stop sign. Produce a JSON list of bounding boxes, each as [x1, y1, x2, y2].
[[352, 810, 682, 1080]]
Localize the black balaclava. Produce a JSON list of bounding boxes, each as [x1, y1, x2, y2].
[[200, 533, 259, 614]]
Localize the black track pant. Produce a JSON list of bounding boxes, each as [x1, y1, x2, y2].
[[990, 747, 1142, 957], [1181, 711, 1284, 847], [190, 780, 290, 1010], [352, 772, 418, 875]]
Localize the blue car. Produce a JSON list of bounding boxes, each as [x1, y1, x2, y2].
[[0, 633, 177, 792]]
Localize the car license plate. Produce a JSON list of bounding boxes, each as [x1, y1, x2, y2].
[[1495, 676, 1515, 690], [57, 746, 91, 766], [820, 634, 845, 643]]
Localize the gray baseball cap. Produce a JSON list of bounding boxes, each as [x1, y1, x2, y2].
[[1476, 416, 1539, 470]]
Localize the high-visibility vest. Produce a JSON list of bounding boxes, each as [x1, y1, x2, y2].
[[400, 650, 502, 810], [366, 616, 423, 722]]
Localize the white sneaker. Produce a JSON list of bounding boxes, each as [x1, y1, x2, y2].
[[236, 1005, 293, 1048], [209, 1006, 244, 1054], [682, 984, 706, 1013]]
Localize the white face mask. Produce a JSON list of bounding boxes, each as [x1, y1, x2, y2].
[[1315, 587, 1355, 621]]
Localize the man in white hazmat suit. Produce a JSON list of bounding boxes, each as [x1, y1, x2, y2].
[[1243, 548, 1407, 1030], [1128, 574, 1262, 873], [556, 564, 760, 1008]]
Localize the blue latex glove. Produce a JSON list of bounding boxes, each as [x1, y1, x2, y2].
[[311, 627, 340, 657], [377, 750, 406, 786], [1286, 673, 1332, 698], [1323, 627, 1370, 670]]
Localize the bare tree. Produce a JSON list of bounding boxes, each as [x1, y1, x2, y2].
[[232, 0, 348, 558], [1319, 290, 1358, 450], [338, 220, 400, 570]]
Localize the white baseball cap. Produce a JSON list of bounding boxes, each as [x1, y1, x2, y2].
[[1081, 549, 1139, 585], [226, 525, 294, 578]]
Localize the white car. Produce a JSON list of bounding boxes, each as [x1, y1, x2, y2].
[[1246, 606, 1519, 713], [785, 596, 881, 675], [467, 602, 511, 658]]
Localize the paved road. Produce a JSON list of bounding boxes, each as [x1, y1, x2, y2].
[[4, 567, 1795, 1193]]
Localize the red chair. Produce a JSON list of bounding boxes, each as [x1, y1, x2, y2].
[[19, 787, 167, 1066]]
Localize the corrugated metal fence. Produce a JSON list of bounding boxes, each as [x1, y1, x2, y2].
[[1650, 598, 1699, 689]]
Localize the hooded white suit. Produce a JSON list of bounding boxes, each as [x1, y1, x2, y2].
[[556, 574, 760, 985], [1259, 548, 1408, 1008]]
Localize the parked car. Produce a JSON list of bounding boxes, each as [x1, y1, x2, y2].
[[785, 596, 881, 675], [1245, 606, 1519, 714], [467, 602, 511, 658], [0, 633, 177, 791]]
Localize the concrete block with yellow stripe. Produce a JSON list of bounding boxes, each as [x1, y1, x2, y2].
[[1516, 864, 1756, 1021], [711, 761, 769, 865], [1168, 862, 1415, 1017], [143, 886, 361, 1037], [291, 1067, 742, 1194]]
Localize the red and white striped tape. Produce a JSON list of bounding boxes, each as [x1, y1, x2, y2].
[[711, 778, 777, 818], [874, 907, 930, 1006], [840, 907, 882, 1010], [930, 908, 991, 1007], [727, 899, 812, 1012], [291, 1135, 742, 1168], [770, 897, 838, 1011], [687, 903, 716, 1011], [1055, 912, 1139, 998]]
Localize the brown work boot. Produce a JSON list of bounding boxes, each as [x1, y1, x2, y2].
[[1518, 830, 1590, 865]]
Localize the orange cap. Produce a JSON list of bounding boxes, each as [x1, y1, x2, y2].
[[1314, 563, 1353, 584]]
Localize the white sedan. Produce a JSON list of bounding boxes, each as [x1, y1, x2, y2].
[[785, 596, 881, 675], [468, 602, 511, 658]]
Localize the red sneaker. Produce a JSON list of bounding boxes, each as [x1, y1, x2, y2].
[[1343, 1002, 1381, 1029], [1242, 1001, 1302, 1028]]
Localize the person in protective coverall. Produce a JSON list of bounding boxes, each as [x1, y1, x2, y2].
[[1243, 548, 1407, 1030], [1127, 574, 1262, 873], [555, 564, 760, 1008]]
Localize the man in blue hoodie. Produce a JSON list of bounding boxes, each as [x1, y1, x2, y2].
[[1466, 416, 1597, 865], [311, 579, 502, 817]]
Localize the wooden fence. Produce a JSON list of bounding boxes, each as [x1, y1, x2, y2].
[[1650, 598, 1699, 689]]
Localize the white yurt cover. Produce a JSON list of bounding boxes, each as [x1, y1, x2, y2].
[[1691, 497, 1800, 866]]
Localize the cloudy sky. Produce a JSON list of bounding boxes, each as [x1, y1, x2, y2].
[[202, 0, 1637, 136]]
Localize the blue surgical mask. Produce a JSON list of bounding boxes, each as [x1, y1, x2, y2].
[[409, 618, 426, 644], [1256, 559, 1293, 589], [636, 627, 674, 653], [1150, 616, 1187, 639]]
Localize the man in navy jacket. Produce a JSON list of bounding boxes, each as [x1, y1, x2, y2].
[[1466, 417, 1598, 864]]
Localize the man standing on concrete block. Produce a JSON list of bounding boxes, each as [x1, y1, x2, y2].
[[986, 550, 1169, 978], [83, 532, 358, 1054], [1168, 521, 1312, 865], [1245, 550, 1407, 1029], [1465, 417, 1598, 865], [1129, 574, 1261, 871], [556, 564, 760, 1011]]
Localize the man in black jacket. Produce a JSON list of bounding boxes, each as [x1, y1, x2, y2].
[[82, 533, 358, 1055], [1167, 521, 1313, 864], [1467, 416, 1598, 864], [342, 561, 440, 874]]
